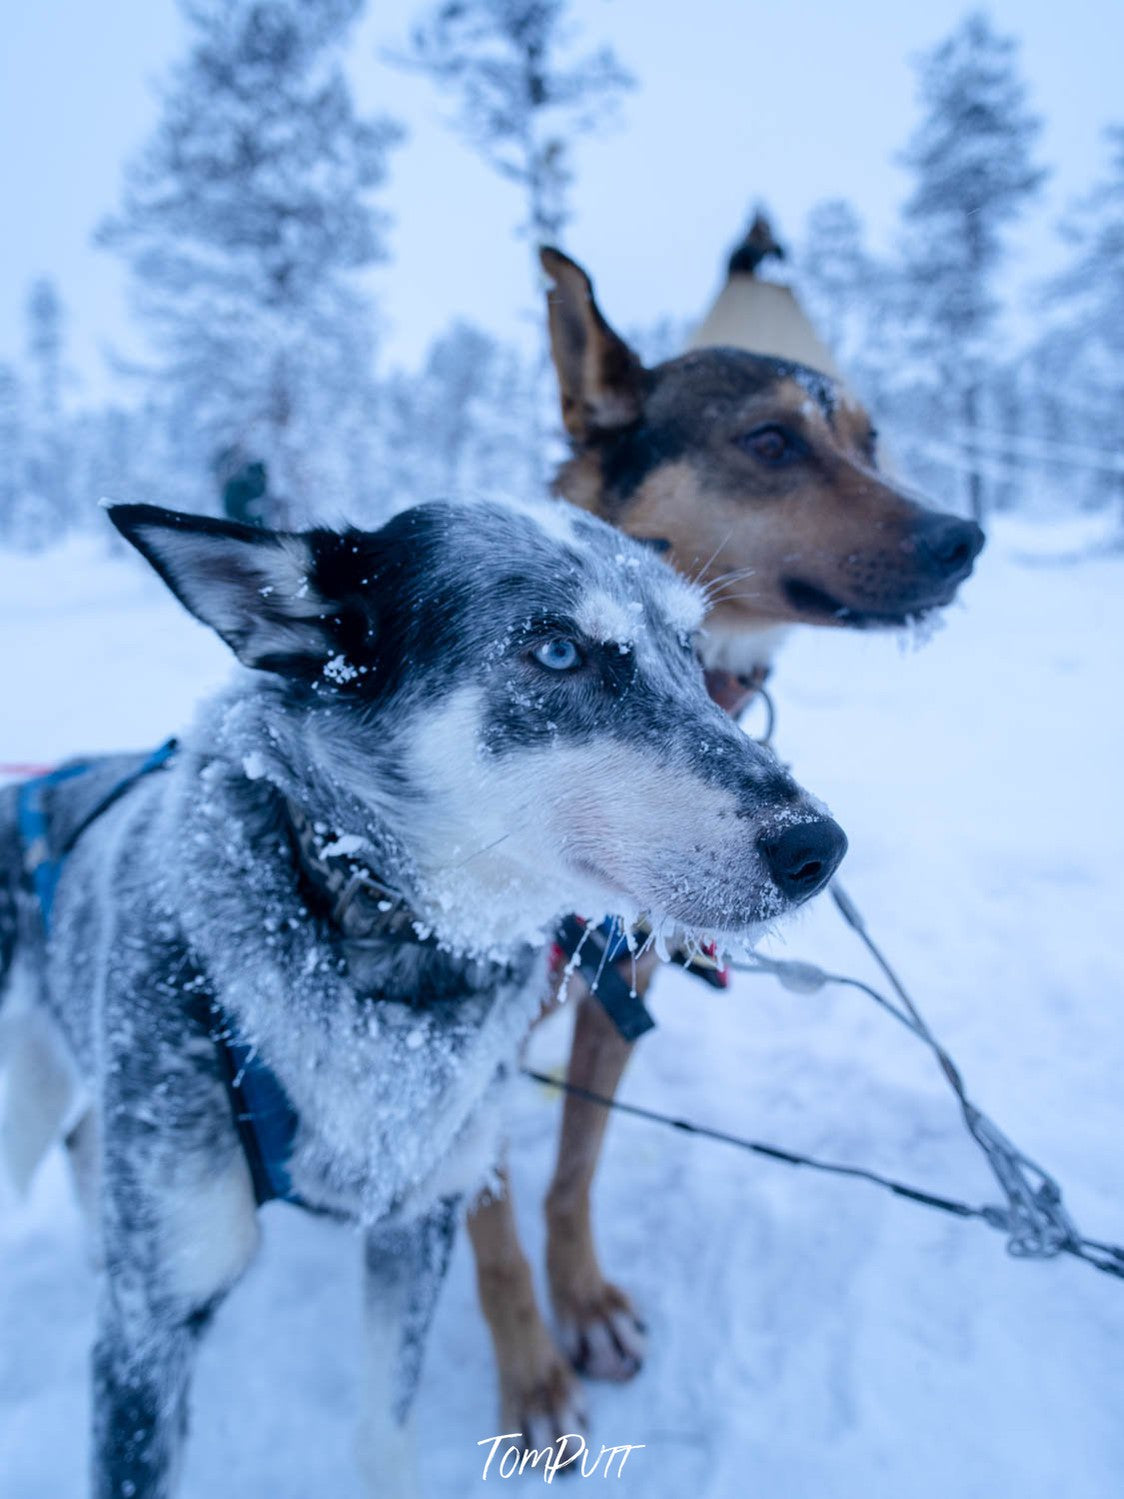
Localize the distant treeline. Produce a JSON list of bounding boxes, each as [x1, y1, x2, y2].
[[0, 3, 1121, 548]]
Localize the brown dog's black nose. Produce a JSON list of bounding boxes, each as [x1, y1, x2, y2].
[[917, 515, 985, 580], [760, 818, 847, 902]]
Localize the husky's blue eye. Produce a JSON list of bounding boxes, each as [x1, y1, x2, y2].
[[532, 638, 582, 671]]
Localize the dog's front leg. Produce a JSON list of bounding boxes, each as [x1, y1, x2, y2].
[[93, 1293, 200, 1499], [467, 1163, 587, 1450], [92, 991, 260, 1498], [358, 1196, 459, 1499], [92, 1130, 259, 1499], [92, 1141, 259, 1498], [545, 958, 659, 1382]]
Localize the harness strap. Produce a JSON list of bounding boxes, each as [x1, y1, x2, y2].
[[17, 761, 95, 927], [13, 739, 308, 1210], [59, 740, 179, 862], [211, 1018, 303, 1208], [554, 917, 656, 1040], [16, 739, 178, 929]]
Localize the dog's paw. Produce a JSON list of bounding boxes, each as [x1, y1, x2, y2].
[[553, 1278, 648, 1382], [501, 1348, 588, 1458]]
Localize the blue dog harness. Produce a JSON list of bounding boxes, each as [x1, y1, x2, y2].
[[15, 741, 304, 1208], [17, 740, 178, 926], [211, 1021, 304, 1206]]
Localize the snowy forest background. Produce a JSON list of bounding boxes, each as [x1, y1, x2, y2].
[[2, 0, 1123, 548]]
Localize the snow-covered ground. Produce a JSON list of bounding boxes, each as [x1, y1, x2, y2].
[[1, 516, 1122, 1498]]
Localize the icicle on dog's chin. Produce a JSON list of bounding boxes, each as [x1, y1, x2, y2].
[[661, 913, 777, 968], [575, 905, 771, 971], [897, 608, 947, 652]]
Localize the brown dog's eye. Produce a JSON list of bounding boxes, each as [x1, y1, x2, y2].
[[738, 425, 801, 466]]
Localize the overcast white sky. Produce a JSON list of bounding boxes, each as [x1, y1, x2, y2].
[[1, 0, 1121, 401]]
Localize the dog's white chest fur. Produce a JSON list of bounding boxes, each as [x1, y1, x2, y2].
[[700, 620, 791, 677], [279, 987, 539, 1222]]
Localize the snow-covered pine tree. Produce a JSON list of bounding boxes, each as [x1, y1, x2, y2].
[[374, 320, 540, 515], [22, 278, 75, 538], [898, 11, 1046, 521], [795, 197, 919, 422], [394, 1, 632, 477], [99, 0, 400, 525], [1042, 124, 1124, 524], [26, 280, 64, 428], [794, 201, 944, 494], [398, 0, 632, 245], [798, 200, 875, 359], [0, 363, 27, 545]]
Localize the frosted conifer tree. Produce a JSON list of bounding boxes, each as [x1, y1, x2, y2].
[[799, 201, 877, 360], [26, 280, 64, 428], [23, 278, 75, 536], [0, 364, 27, 543], [375, 321, 540, 514], [795, 202, 926, 476], [394, 1, 632, 474], [1043, 125, 1124, 522], [398, 0, 631, 245], [100, 0, 401, 523], [899, 11, 1046, 521]]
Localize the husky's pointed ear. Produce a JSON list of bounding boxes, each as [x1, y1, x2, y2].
[[540, 246, 645, 442], [108, 504, 335, 674]]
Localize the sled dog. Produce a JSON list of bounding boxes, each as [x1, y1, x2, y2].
[[0, 494, 845, 1496], [467, 234, 985, 1443]]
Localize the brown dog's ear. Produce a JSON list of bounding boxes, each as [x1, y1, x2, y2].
[[540, 246, 645, 441]]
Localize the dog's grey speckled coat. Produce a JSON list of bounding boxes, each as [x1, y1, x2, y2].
[[0, 494, 842, 1498]]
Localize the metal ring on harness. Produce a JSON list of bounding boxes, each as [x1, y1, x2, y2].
[[741, 682, 776, 748]]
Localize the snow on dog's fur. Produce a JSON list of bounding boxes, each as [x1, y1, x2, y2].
[[0, 494, 844, 1497]]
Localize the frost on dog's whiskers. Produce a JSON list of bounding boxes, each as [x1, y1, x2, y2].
[[897, 609, 947, 651]]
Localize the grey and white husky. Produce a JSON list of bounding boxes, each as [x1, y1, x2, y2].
[[0, 494, 845, 1497]]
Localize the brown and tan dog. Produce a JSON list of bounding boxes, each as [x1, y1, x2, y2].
[[467, 231, 985, 1446]]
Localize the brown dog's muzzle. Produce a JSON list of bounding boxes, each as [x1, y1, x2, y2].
[[779, 490, 986, 628]]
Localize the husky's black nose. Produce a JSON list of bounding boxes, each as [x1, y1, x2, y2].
[[917, 515, 986, 580], [760, 818, 847, 902]]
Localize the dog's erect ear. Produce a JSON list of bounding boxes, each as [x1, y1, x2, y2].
[[108, 504, 337, 674], [540, 246, 645, 442]]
